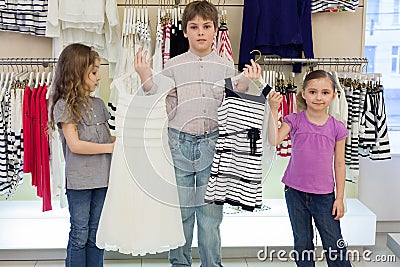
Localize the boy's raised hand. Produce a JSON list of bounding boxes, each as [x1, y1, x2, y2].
[[134, 47, 152, 80], [236, 59, 262, 92], [243, 59, 262, 80]]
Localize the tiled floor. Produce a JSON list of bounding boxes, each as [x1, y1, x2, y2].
[[1, 233, 399, 266]]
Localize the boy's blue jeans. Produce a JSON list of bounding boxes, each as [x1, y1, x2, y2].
[[66, 187, 107, 267], [284, 186, 352, 267], [168, 128, 223, 267]]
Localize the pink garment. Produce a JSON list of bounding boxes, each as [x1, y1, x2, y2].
[[39, 85, 52, 211], [22, 86, 32, 173], [163, 21, 172, 66], [282, 111, 347, 194], [217, 25, 233, 63], [277, 91, 297, 157]]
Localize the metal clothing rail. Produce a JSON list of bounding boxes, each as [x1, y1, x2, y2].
[[257, 55, 368, 66], [0, 58, 58, 67], [117, 3, 244, 7], [118, 0, 243, 7]]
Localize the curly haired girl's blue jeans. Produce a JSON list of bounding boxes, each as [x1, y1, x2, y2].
[[65, 187, 107, 267]]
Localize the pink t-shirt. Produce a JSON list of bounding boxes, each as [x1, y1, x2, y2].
[[282, 111, 347, 194]]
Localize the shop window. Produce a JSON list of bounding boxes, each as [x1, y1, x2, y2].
[[394, 0, 400, 25], [365, 0, 400, 153], [391, 46, 400, 74], [365, 46, 376, 73]]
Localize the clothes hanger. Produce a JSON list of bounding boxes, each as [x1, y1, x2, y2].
[[39, 69, 46, 87], [1, 71, 10, 100], [250, 49, 262, 64], [34, 69, 40, 89], [46, 70, 52, 86], [0, 70, 4, 88]]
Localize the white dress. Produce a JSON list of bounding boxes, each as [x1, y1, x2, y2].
[[96, 72, 185, 255]]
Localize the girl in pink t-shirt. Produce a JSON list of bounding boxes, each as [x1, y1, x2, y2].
[[267, 70, 351, 266]]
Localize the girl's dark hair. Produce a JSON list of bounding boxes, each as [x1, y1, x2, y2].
[[297, 70, 336, 111], [302, 70, 336, 91], [182, 0, 218, 33], [48, 43, 99, 131]]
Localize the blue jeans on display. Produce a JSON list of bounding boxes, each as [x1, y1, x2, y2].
[[284, 186, 352, 267], [66, 187, 107, 267], [168, 128, 223, 267]]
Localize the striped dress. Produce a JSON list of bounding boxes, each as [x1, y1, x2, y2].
[[205, 78, 271, 211]]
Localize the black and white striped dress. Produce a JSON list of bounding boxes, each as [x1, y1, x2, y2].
[[359, 88, 391, 160], [204, 78, 271, 211]]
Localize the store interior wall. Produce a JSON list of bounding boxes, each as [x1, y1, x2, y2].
[[2, 0, 399, 223]]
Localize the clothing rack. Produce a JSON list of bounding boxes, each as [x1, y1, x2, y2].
[[0, 58, 111, 67], [0, 58, 58, 67], [257, 55, 368, 67], [118, 0, 243, 7]]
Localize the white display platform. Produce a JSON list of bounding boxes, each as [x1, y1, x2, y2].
[[0, 199, 376, 260], [387, 233, 400, 259]]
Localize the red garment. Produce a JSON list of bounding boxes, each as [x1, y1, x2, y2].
[[163, 21, 171, 66], [217, 25, 234, 63], [22, 86, 32, 173], [39, 85, 52, 211], [30, 86, 39, 187], [276, 93, 296, 157]]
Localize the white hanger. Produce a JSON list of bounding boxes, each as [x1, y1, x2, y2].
[[121, 6, 128, 47], [40, 71, 46, 87], [45, 71, 53, 99], [34, 71, 40, 89], [28, 71, 34, 88], [0, 72, 4, 88], [7, 72, 15, 92], [0, 72, 10, 100], [46, 71, 52, 85], [145, 6, 149, 25]]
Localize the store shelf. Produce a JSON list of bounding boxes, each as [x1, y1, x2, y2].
[[0, 199, 376, 260]]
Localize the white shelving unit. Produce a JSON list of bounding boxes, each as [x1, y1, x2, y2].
[[0, 199, 376, 260]]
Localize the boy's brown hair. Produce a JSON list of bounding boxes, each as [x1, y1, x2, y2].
[[182, 0, 218, 33]]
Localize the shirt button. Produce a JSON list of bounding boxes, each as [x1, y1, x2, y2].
[[203, 109, 206, 113], [199, 58, 203, 61], [201, 79, 204, 82], [200, 65, 204, 68], [94, 115, 97, 118], [202, 93, 205, 97]]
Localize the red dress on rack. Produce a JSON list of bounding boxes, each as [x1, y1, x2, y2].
[[39, 85, 52, 211], [22, 86, 32, 173], [30, 86, 39, 188]]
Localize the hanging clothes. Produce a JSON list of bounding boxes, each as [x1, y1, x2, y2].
[[311, 0, 359, 13], [152, 18, 163, 74], [204, 78, 272, 211], [238, 0, 314, 72], [0, 74, 25, 199], [170, 20, 189, 59], [0, 0, 48, 36], [359, 86, 391, 160], [162, 19, 172, 66], [331, 73, 392, 182], [217, 22, 234, 63], [45, 0, 120, 77], [328, 71, 348, 125]]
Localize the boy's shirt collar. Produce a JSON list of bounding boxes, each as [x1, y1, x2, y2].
[[187, 50, 216, 61]]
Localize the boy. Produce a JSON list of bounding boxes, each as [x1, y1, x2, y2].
[[135, 1, 261, 266]]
